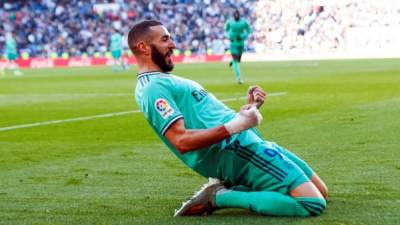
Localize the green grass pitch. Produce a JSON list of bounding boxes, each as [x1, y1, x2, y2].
[[0, 59, 399, 225]]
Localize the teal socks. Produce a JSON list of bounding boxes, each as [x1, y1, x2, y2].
[[295, 197, 326, 216], [231, 60, 242, 82], [215, 189, 326, 217]]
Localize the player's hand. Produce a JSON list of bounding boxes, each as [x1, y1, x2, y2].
[[224, 104, 262, 135], [247, 85, 266, 109], [239, 104, 263, 125]]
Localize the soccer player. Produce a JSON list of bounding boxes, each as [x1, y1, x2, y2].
[[128, 20, 328, 217], [224, 9, 252, 84], [2, 32, 22, 76], [109, 28, 128, 72]]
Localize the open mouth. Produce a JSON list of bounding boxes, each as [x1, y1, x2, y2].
[[165, 51, 173, 62]]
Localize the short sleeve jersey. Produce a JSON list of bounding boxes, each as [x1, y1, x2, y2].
[[135, 71, 236, 170], [224, 18, 252, 46]]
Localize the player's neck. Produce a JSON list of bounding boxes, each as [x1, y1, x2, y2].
[[137, 59, 163, 74]]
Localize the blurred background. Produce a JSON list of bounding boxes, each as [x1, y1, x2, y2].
[[1, 0, 400, 61]]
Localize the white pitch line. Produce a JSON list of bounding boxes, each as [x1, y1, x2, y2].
[[221, 92, 286, 102], [0, 92, 287, 132], [0, 110, 141, 132]]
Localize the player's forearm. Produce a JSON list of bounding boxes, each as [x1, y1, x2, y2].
[[173, 126, 230, 154], [166, 106, 262, 154]]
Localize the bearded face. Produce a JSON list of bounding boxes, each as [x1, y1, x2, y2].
[[150, 44, 174, 72], [234, 11, 240, 21]]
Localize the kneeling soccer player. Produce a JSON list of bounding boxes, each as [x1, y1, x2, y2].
[[128, 20, 328, 217]]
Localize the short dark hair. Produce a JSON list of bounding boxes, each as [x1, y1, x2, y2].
[[128, 20, 163, 54]]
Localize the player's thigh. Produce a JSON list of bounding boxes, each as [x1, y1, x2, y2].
[[311, 172, 328, 198], [231, 54, 240, 61], [290, 181, 324, 198], [267, 142, 314, 178], [221, 130, 310, 194], [237, 46, 244, 57], [237, 53, 242, 62], [268, 141, 328, 198], [230, 45, 241, 56], [231, 46, 244, 56]]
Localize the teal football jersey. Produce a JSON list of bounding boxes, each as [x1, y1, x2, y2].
[[110, 33, 122, 51], [5, 36, 17, 55], [135, 71, 236, 174], [224, 18, 252, 46]]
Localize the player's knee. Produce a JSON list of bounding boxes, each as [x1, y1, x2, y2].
[[319, 180, 328, 199], [296, 197, 326, 216], [311, 173, 329, 199], [320, 185, 328, 199]]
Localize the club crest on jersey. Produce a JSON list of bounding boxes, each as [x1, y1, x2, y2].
[[155, 98, 174, 119]]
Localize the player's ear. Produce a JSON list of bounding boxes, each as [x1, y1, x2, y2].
[[136, 41, 151, 55]]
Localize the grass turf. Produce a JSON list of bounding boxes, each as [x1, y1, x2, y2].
[[0, 59, 399, 225]]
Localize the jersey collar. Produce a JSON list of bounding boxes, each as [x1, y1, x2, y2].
[[137, 71, 162, 79], [137, 71, 171, 79]]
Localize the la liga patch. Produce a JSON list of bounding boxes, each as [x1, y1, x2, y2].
[[155, 98, 175, 119]]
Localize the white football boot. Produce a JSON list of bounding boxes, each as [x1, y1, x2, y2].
[[174, 178, 226, 216]]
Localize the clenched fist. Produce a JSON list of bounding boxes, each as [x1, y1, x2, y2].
[[247, 85, 266, 109]]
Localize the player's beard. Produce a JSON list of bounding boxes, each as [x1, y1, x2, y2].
[[234, 13, 240, 21], [150, 44, 174, 72]]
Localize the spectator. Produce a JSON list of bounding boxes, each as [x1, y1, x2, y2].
[[1, 0, 399, 58], [0, 0, 256, 58]]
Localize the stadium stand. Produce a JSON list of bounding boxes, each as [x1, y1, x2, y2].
[[0, 0, 256, 58], [252, 0, 400, 53], [0, 0, 399, 58]]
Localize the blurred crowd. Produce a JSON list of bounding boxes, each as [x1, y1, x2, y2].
[[1, 0, 400, 58], [0, 0, 256, 58], [253, 0, 400, 52]]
